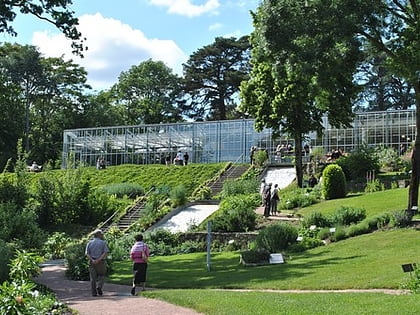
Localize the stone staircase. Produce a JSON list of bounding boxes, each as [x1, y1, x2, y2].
[[99, 189, 154, 233], [208, 164, 250, 196]]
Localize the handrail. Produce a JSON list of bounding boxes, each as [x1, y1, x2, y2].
[[208, 154, 245, 190], [97, 187, 154, 231]]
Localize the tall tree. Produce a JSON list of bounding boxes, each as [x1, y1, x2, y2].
[[183, 36, 251, 121], [0, 44, 45, 153], [0, 0, 85, 55], [114, 59, 184, 125], [355, 50, 416, 111], [240, 0, 360, 187]]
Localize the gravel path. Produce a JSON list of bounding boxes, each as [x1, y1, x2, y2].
[[34, 263, 202, 315]]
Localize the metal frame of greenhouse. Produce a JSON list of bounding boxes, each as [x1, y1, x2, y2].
[[62, 109, 416, 168]]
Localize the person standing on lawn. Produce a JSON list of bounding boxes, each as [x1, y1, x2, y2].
[[130, 234, 150, 295], [85, 229, 109, 297]]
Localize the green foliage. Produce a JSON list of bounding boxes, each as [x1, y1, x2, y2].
[[336, 146, 380, 181], [9, 250, 42, 282], [0, 248, 67, 315], [401, 263, 420, 294], [346, 221, 371, 237], [330, 206, 366, 226], [170, 184, 188, 207], [240, 249, 270, 264], [99, 183, 144, 198], [42, 232, 71, 260], [183, 36, 250, 120], [221, 178, 259, 198], [190, 186, 212, 200], [64, 240, 89, 281], [0, 240, 13, 282], [390, 210, 412, 228], [279, 188, 319, 210], [0, 202, 46, 249], [209, 194, 259, 232], [253, 150, 268, 167], [374, 145, 401, 171], [364, 179, 385, 193], [322, 164, 346, 200], [255, 222, 298, 253], [302, 211, 331, 228]]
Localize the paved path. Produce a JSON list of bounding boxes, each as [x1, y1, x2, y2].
[[34, 262, 202, 315]]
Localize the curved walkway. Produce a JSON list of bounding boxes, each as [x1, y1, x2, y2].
[[34, 261, 202, 315]]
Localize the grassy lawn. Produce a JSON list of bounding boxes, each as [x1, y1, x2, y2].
[[108, 228, 420, 314], [109, 229, 419, 290], [142, 290, 420, 315], [298, 188, 408, 217]]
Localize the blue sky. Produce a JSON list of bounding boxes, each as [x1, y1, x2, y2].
[[1, 0, 259, 91]]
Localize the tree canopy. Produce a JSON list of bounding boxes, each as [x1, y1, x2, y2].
[[240, 0, 360, 186], [0, 0, 84, 56], [183, 36, 251, 121]]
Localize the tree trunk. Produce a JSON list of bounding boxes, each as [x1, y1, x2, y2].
[[294, 135, 303, 187], [408, 81, 420, 210]]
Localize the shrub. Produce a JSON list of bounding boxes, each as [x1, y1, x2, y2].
[[330, 206, 366, 226], [401, 263, 420, 294], [330, 226, 347, 242], [336, 145, 380, 180], [365, 179, 385, 193], [190, 186, 212, 200], [43, 232, 72, 260], [64, 240, 89, 281], [221, 178, 259, 198], [210, 194, 259, 232], [346, 221, 371, 237], [279, 188, 319, 209], [253, 150, 268, 167], [170, 184, 188, 207], [322, 164, 346, 200], [366, 213, 391, 230], [0, 240, 13, 282], [390, 210, 412, 228], [255, 222, 298, 252], [240, 248, 271, 264], [302, 211, 331, 228], [99, 183, 144, 198]]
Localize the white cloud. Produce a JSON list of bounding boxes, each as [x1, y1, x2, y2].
[[32, 13, 186, 90], [209, 22, 223, 31], [149, 0, 220, 17]]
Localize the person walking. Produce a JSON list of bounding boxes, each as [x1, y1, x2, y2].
[[130, 234, 150, 295], [85, 229, 109, 297], [183, 152, 189, 165]]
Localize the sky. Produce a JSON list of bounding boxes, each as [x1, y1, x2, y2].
[[1, 0, 260, 91]]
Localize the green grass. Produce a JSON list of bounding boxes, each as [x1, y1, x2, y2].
[[142, 290, 420, 315], [298, 188, 408, 217], [109, 229, 419, 290]]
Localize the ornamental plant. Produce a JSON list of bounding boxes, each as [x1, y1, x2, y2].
[[322, 164, 346, 200]]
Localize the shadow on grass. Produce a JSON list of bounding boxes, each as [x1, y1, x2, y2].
[[109, 251, 364, 289]]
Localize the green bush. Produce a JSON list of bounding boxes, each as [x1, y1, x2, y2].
[[64, 240, 89, 281], [346, 221, 371, 237], [99, 183, 144, 198], [330, 226, 347, 242], [190, 186, 212, 200], [170, 184, 188, 207], [401, 263, 420, 294], [330, 206, 366, 226], [390, 210, 412, 228], [279, 188, 319, 210], [210, 194, 259, 232], [335, 145, 380, 180], [221, 178, 259, 198], [322, 164, 346, 200], [302, 211, 331, 228], [366, 213, 391, 230], [0, 240, 13, 282], [240, 248, 271, 264], [253, 150, 268, 167], [43, 232, 72, 260], [255, 222, 298, 252], [365, 179, 385, 193]]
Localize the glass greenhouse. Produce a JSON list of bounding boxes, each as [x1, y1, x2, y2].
[[62, 109, 416, 168]]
